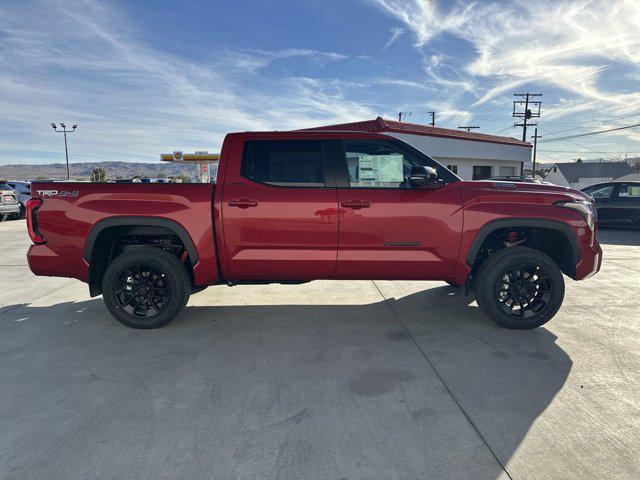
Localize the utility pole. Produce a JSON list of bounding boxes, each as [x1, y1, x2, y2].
[[398, 112, 412, 122], [458, 126, 479, 132], [51, 123, 78, 180], [428, 111, 436, 127], [531, 128, 541, 179], [513, 93, 541, 175]]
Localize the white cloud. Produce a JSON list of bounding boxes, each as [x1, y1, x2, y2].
[[367, 0, 640, 152], [383, 27, 405, 50], [0, 1, 371, 164], [368, 0, 640, 102]]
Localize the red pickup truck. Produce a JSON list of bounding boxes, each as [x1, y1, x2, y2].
[[26, 130, 602, 329]]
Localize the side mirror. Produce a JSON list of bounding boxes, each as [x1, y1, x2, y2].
[[409, 166, 439, 188]]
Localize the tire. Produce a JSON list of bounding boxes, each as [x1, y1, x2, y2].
[[0, 215, 6, 222], [473, 246, 564, 329], [102, 247, 191, 329]]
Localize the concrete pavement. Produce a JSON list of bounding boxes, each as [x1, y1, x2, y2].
[[0, 219, 638, 479]]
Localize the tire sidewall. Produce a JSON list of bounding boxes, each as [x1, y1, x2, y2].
[[475, 248, 565, 329], [102, 249, 189, 329]]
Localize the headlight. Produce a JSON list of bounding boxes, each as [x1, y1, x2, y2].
[[555, 200, 596, 230]]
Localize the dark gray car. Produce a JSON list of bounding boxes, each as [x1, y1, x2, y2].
[[582, 181, 640, 229]]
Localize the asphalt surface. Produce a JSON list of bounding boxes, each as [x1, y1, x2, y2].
[[1, 219, 638, 480]]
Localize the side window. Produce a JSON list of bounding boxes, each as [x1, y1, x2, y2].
[[343, 140, 445, 189], [618, 183, 640, 199], [584, 184, 614, 199], [241, 140, 325, 186]]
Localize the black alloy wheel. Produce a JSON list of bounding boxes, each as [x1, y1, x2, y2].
[[102, 248, 191, 329], [474, 246, 564, 329], [495, 264, 553, 319], [114, 266, 171, 318]]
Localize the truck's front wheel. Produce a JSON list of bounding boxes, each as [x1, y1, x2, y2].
[[102, 248, 191, 329], [473, 246, 564, 329]]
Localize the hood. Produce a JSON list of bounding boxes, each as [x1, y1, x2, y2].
[[457, 180, 591, 205]]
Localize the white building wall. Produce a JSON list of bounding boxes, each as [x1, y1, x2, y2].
[[436, 157, 522, 180], [387, 132, 531, 180], [388, 132, 531, 162]]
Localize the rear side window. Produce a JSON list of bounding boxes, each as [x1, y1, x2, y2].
[[618, 183, 640, 199], [242, 140, 325, 186]]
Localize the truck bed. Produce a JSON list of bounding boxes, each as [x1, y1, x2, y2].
[[28, 182, 219, 286]]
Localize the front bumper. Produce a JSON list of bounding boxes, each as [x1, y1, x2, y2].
[[0, 203, 20, 215], [575, 241, 603, 280]]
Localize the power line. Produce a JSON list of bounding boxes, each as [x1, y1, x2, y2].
[[540, 111, 640, 137], [493, 125, 513, 135], [539, 123, 640, 143], [538, 126, 610, 156]]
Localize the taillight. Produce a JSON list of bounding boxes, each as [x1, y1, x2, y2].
[[26, 198, 45, 244]]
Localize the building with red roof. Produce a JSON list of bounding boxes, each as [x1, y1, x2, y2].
[[302, 117, 532, 180]]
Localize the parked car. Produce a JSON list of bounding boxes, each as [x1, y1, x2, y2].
[[26, 130, 602, 330], [0, 183, 21, 221], [582, 181, 640, 229], [5, 181, 31, 219]]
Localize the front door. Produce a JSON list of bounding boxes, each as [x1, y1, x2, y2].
[[335, 139, 463, 277], [583, 183, 617, 224], [221, 138, 338, 277]]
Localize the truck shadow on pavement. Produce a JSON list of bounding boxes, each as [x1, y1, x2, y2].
[[0, 285, 571, 479], [598, 227, 640, 245]]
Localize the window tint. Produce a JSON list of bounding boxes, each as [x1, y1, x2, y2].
[[342, 140, 453, 188], [618, 183, 640, 198], [242, 140, 324, 186], [584, 184, 614, 199]]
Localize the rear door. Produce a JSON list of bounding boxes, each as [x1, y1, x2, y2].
[[220, 137, 339, 277], [334, 138, 463, 277], [608, 183, 640, 226]]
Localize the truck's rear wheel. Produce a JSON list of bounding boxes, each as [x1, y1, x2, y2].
[[102, 248, 190, 329], [473, 246, 564, 329]]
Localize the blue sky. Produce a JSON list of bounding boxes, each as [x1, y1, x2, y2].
[[2, 0, 640, 165]]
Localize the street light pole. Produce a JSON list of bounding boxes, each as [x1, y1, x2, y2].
[[51, 123, 77, 180]]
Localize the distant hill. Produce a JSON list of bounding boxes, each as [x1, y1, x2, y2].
[[0, 161, 197, 181]]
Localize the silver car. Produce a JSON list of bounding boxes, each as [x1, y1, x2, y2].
[[0, 183, 21, 221], [6, 181, 31, 219]]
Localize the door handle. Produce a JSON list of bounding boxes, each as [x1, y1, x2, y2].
[[340, 199, 370, 209], [228, 198, 258, 208]]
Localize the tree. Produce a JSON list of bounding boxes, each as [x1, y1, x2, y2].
[[91, 167, 107, 182]]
